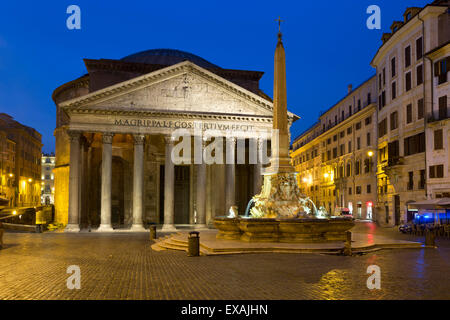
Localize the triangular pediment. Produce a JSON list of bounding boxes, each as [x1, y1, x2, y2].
[[61, 61, 275, 117]]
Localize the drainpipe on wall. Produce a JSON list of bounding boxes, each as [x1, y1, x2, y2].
[[418, 12, 430, 200]]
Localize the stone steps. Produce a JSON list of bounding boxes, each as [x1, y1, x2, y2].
[[150, 231, 423, 256]]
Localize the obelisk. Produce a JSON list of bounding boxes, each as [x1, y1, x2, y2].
[[267, 18, 295, 174], [249, 18, 307, 219]]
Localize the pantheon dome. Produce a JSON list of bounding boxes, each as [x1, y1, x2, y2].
[[120, 48, 220, 69]]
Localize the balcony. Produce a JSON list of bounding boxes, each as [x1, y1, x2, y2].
[[387, 156, 404, 167]]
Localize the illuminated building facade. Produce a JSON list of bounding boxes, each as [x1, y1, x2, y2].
[[291, 78, 378, 219], [41, 153, 55, 205], [0, 113, 42, 207], [371, 2, 449, 225]]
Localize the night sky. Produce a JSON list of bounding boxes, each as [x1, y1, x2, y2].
[[0, 0, 430, 153]]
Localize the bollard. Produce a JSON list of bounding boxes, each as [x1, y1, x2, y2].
[[425, 228, 436, 247], [0, 222, 4, 250], [187, 231, 200, 257], [343, 231, 352, 256], [149, 225, 157, 240]]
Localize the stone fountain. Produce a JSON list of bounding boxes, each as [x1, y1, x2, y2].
[[214, 26, 354, 243]]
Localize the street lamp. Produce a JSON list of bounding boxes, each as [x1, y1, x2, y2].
[[367, 150, 374, 157]]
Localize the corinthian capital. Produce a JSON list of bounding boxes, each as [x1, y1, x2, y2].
[[164, 135, 175, 145], [133, 134, 145, 145], [102, 132, 114, 144], [68, 131, 81, 142]]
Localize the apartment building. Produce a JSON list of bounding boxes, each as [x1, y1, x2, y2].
[[0, 130, 16, 206], [370, 2, 449, 225], [0, 113, 42, 207], [291, 77, 378, 219], [41, 153, 55, 205]]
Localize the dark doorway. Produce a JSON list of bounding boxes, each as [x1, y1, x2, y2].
[[236, 164, 252, 216], [111, 157, 125, 228], [174, 166, 190, 224], [394, 195, 400, 225]]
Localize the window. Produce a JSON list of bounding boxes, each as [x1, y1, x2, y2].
[[357, 99, 361, 111], [419, 170, 425, 189], [333, 134, 337, 142], [357, 137, 361, 150], [349, 187, 352, 195], [368, 93, 371, 104], [327, 150, 331, 161], [347, 127, 352, 135], [406, 12, 412, 21], [405, 46, 411, 68], [383, 68, 386, 86], [364, 158, 370, 173], [390, 111, 398, 130], [434, 58, 448, 84], [346, 163, 351, 177], [404, 132, 425, 156], [382, 91, 386, 107], [327, 138, 331, 145], [438, 96, 448, 120], [416, 64, 423, 85], [406, 104, 413, 124], [378, 118, 388, 137], [348, 105, 352, 117], [405, 72, 412, 91], [341, 110, 344, 121], [355, 160, 361, 175], [418, 98, 424, 119], [367, 184, 371, 194], [391, 81, 396, 100], [434, 129, 443, 150], [348, 141, 352, 153], [416, 37, 423, 60], [356, 186, 361, 194], [356, 122, 361, 130], [340, 131, 345, 138], [365, 116, 372, 126], [333, 147, 337, 159], [391, 57, 396, 77], [407, 171, 414, 190], [367, 132, 371, 146], [340, 144, 345, 156], [429, 165, 444, 178]]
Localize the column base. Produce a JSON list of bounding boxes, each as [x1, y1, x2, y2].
[[96, 224, 114, 232], [130, 224, 146, 232], [161, 224, 177, 232], [64, 224, 80, 232]]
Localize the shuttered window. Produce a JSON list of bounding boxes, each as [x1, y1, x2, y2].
[[434, 129, 443, 150]]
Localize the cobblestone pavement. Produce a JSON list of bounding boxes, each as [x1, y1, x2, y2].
[[0, 222, 449, 300]]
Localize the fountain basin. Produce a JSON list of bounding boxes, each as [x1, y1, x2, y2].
[[214, 217, 355, 243]]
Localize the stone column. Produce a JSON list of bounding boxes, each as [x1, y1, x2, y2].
[[162, 135, 176, 232], [131, 135, 145, 231], [195, 139, 207, 229], [98, 132, 114, 232], [225, 137, 236, 214], [65, 131, 81, 232], [253, 138, 263, 195]]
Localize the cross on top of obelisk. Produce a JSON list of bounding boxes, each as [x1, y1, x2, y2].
[[275, 16, 284, 33]]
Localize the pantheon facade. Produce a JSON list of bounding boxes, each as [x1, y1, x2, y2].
[[52, 49, 298, 231]]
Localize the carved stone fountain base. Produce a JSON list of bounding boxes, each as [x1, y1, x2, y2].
[[214, 217, 355, 243]]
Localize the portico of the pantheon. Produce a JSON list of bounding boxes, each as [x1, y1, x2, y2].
[[52, 49, 298, 231]]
